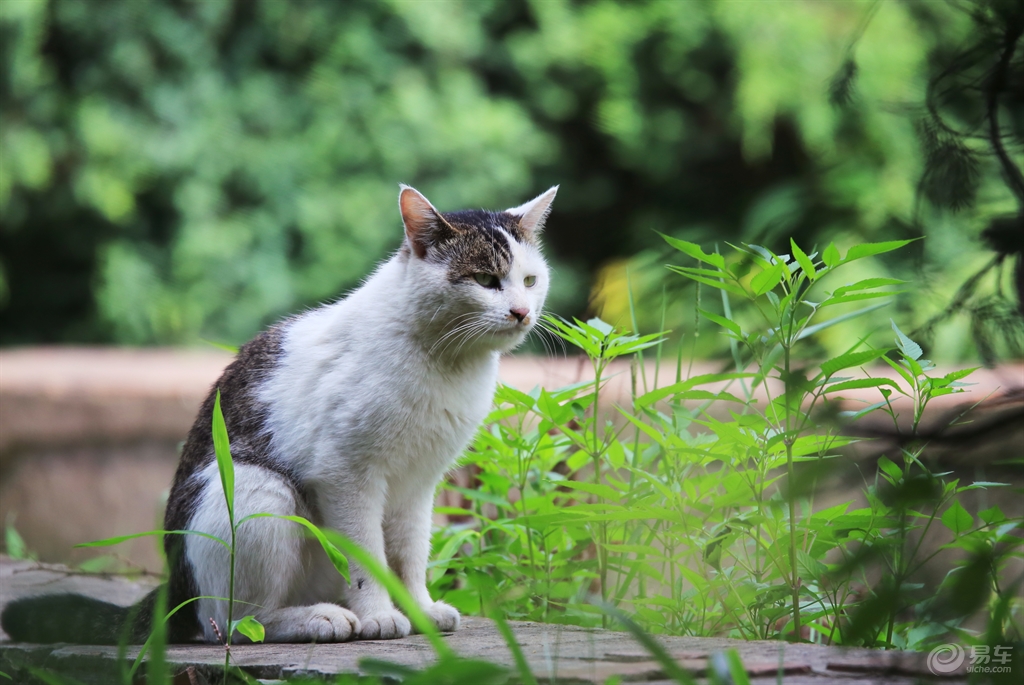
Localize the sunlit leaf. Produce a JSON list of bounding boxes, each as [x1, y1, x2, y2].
[[230, 615, 265, 643]]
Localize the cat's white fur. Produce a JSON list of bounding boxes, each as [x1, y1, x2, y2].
[[185, 186, 556, 641]]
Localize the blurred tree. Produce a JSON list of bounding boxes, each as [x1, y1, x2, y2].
[[0, 0, 1019, 358], [895, 0, 1023, 363], [1, 0, 551, 344]]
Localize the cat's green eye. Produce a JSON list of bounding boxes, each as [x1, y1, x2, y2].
[[473, 273, 500, 289], [524, 275, 537, 287]]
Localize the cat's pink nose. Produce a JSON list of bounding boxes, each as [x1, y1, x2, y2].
[[509, 307, 530, 323]]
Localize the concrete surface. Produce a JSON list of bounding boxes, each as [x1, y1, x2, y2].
[[0, 556, 968, 684]]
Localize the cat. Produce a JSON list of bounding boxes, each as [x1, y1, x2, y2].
[[1, 184, 556, 644]]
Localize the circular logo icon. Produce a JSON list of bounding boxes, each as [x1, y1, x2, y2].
[[928, 644, 966, 675]]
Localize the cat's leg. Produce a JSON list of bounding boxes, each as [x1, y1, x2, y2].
[[187, 462, 359, 643], [317, 477, 412, 639], [383, 481, 461, 632]]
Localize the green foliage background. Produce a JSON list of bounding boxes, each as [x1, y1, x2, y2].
[[1, 0, 1019, 355]]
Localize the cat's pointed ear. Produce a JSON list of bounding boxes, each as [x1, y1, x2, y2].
[[506, 186, 558, 237], [399, 185, 456, 259]]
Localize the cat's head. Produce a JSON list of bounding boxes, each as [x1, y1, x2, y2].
[[398, 185, 556, 356]]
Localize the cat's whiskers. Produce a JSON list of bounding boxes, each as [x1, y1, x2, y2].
[[535, 319, 568, 358], [449, 322, 490, 358], [428, 315, 485, 357], [436, 320, 488, 359]]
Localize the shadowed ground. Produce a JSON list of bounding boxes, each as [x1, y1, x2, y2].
[[0, 556, 967, 684]]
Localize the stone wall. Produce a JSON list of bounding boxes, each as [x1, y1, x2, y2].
[[1, 347, 1021, 571]]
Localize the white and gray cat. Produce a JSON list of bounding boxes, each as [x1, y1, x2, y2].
[[1, 185, 556, 644]]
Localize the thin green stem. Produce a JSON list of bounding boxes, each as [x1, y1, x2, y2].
[[224, 523, 236, 685]]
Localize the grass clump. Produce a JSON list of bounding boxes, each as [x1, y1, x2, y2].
[[431, 237, 1022, 651]]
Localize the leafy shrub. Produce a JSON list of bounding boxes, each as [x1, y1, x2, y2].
[[432, 237, 1023, 648]]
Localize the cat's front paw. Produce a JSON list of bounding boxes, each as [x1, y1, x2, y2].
[[358, 609, 412, 640], [306, 603, 361, 642], [424, 601, 460, 632]]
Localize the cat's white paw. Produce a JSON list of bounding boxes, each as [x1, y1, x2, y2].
[[358, 609, 412, 640], [424, 601, 461, 632], [302, 603, 361, 642], [262, 603, 360, 642]]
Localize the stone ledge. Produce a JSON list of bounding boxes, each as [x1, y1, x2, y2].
[[3, 346, 1021, 455], [0, 557, 967, 684]]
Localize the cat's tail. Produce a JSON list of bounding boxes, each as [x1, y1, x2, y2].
[[1, 588, 159, 644]]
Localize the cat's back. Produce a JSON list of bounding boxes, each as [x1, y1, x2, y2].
[[171, 325, 288, 480]]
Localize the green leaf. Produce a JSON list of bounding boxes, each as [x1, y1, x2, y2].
[[635, 372, 754, 408], [696, 309, 745, 335], [820, 349, 891, 377], [586, 317, 614, 336], [212, 389, 234, 523], [200, 339, 240, 354], [593, 601, 697, 684], [467, 572, 537, 685], [795, 302, 890, 341], [242, 513, 349, 583], [942, 367, 979, 383], [891, 320, 923, 361], [941, 500, 973, 535], [666, 267, 748, 298], [715, 649, 752, 685], [822, 242, 841, 267], [979, 506, 1006, 524], [146, 584, 169, 685], [877, 456, 902, 482], [231, 615, 265, 643], [797, 550, 828, 582], [321, 531, 452, 658], [843, 239, 916, 263], [749, 261, 785, 295], [824, 378, 902, 394], [662, 234, 725, 269], [560, 481, 623, 501], [75, 529, 230, 551], [820, 291, 902, 307], [790, 239, 816, 280], [832, 277, 905, 297], [4, 524, 31, 560]]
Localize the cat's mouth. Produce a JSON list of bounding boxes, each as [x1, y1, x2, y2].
[[493, 324, 529, 336]]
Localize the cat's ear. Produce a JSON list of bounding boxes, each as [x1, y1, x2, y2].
[[506, 186, 558, 237], [399, 185, 456, 259]]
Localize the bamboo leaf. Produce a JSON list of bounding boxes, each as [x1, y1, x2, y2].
[[832, 277, 905, 297], [212, 389, 234, 524], [790, 239, 816, 280], [242, 513, 349, 583], [843, 239, 916, 263], [750, 261, 785, 295], [891, 320, 923, 361], [698, 309, 742, 336], [822, 242, 841, 267], [820, 349, 891, 377], [661, 234, 725, 269], [795, 302, 890, 340], [75, 529, 230, 552], [665, 268, 747, 298], [824, 378, 902, 394]]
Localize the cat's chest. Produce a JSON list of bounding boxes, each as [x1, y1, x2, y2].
[[376, 361, 496, 450], [310, 352, 496, 463]]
